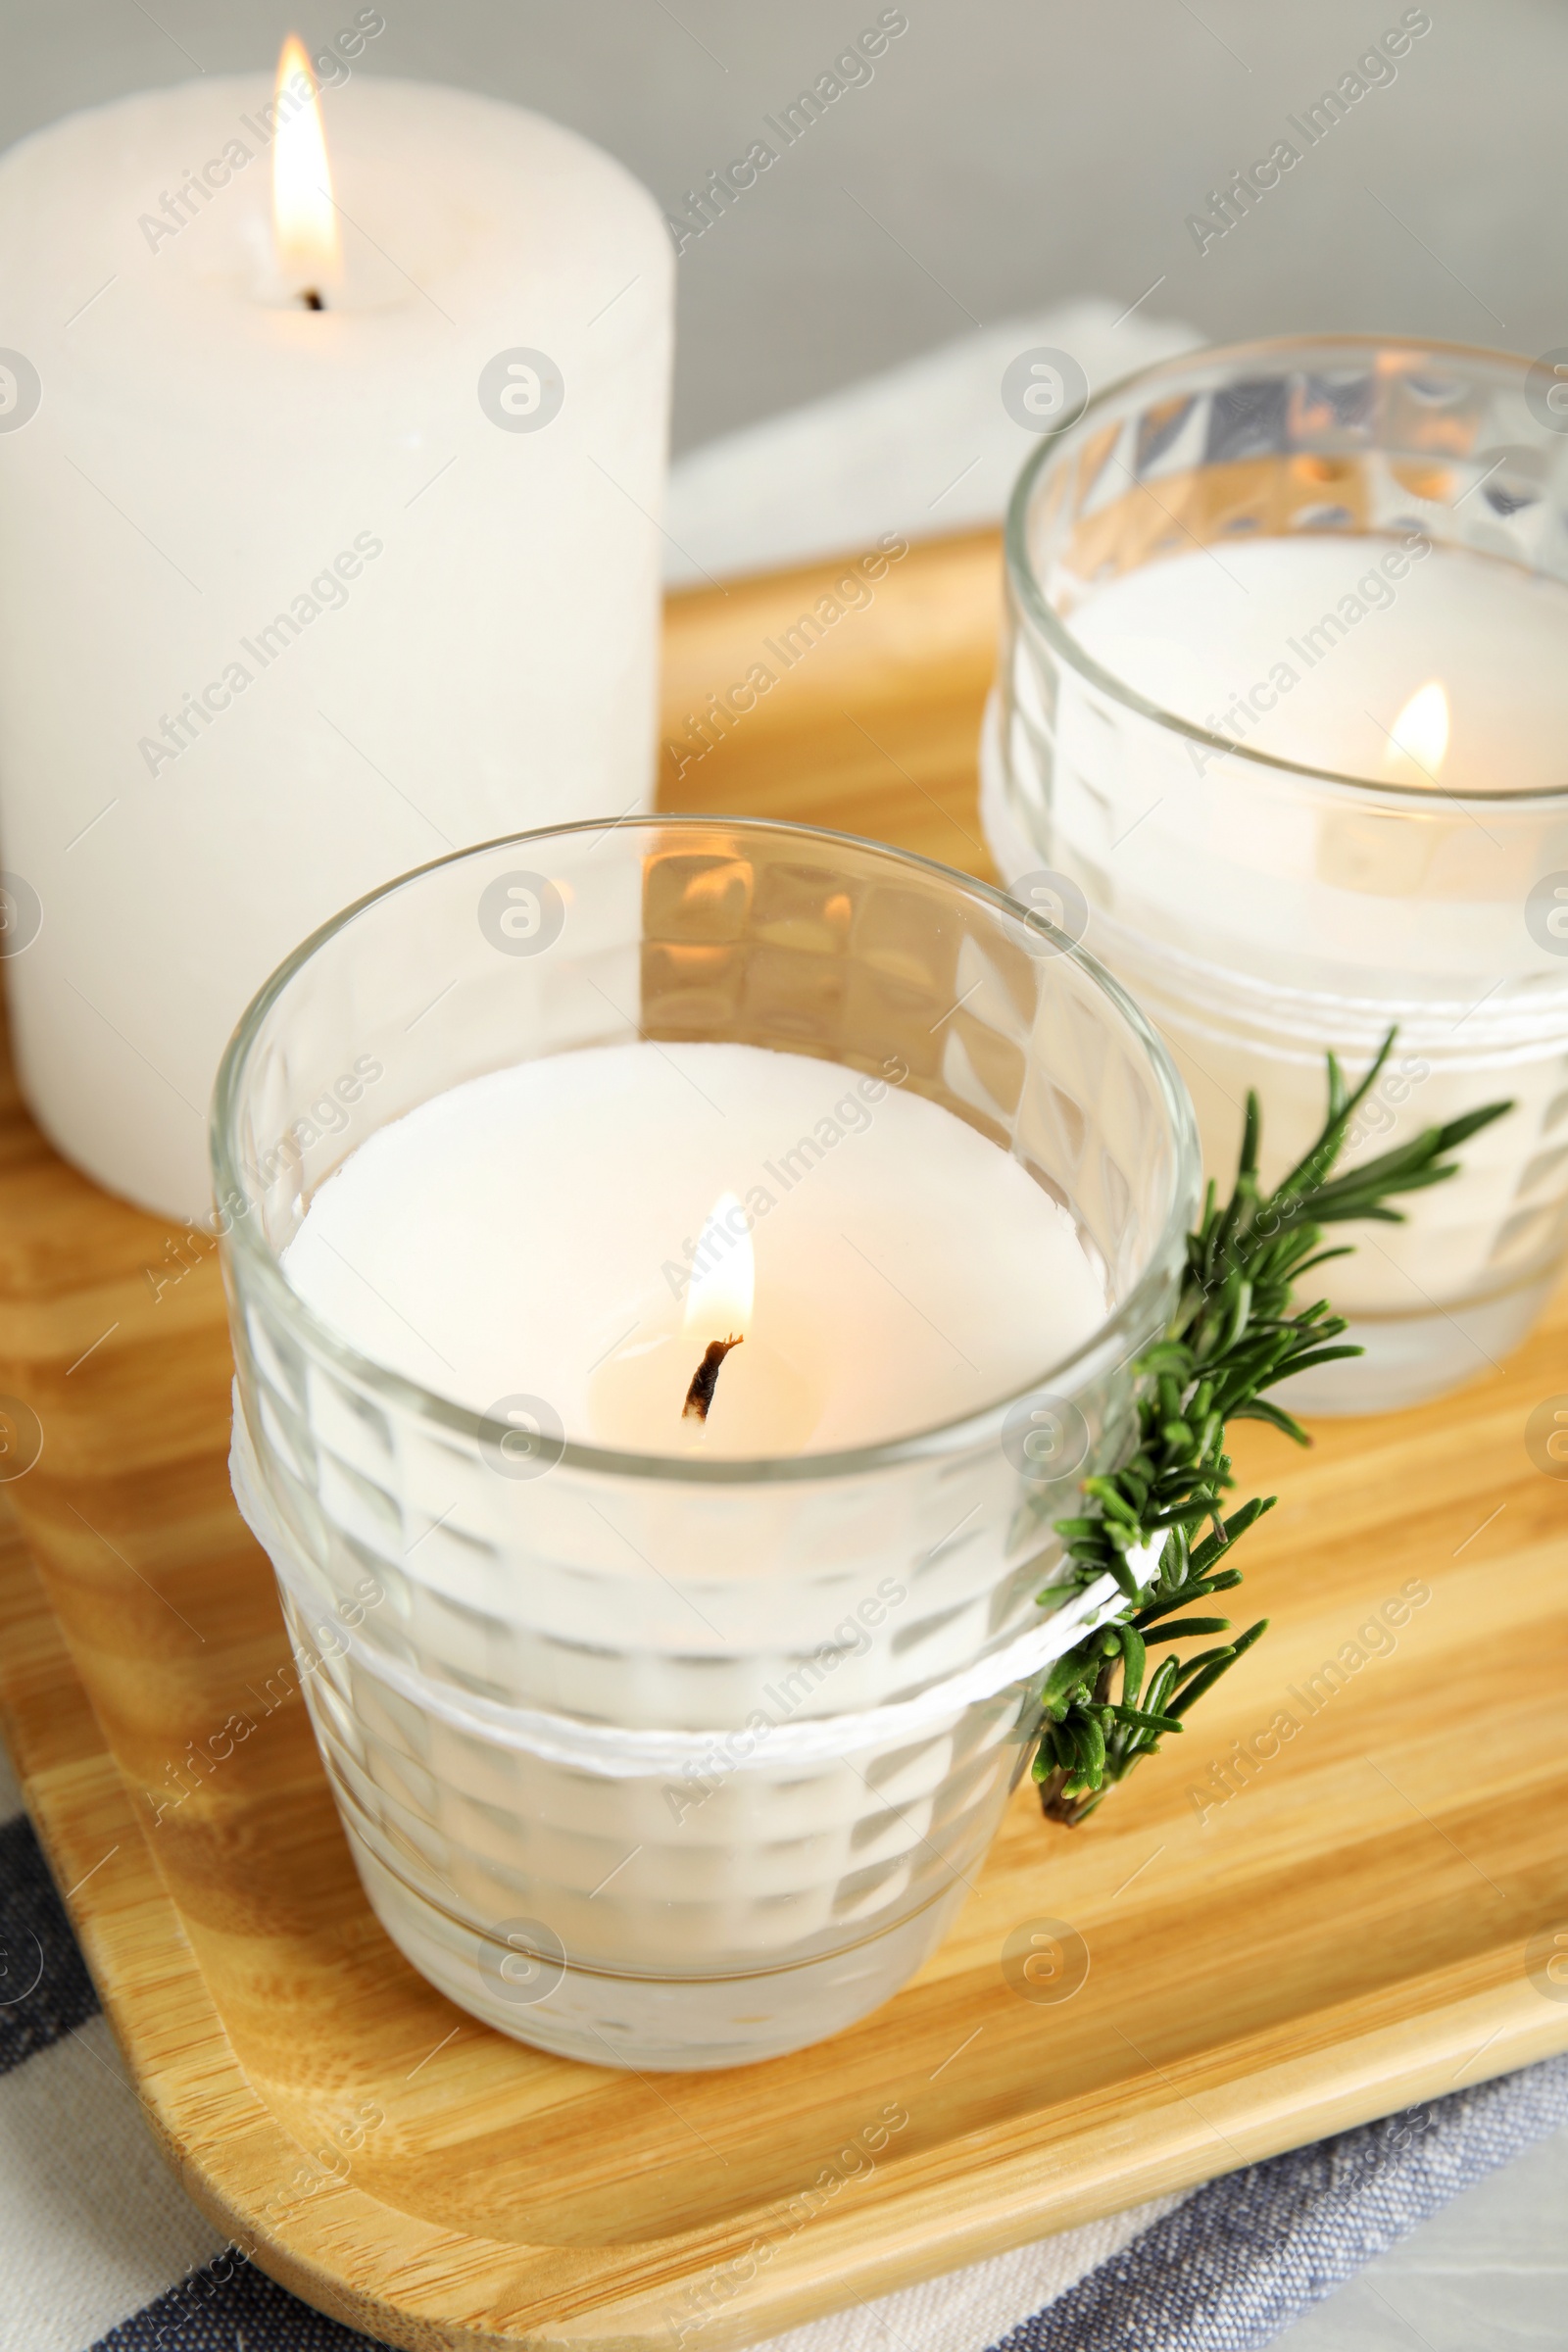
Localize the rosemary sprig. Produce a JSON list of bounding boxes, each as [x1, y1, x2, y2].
[[1032, 1030, 1512, 1827]]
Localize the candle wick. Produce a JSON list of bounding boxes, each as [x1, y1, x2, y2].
[[682, 1334, 743, 1423], [301, 288, 325, 312]]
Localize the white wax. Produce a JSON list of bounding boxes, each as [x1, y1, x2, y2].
[[1069, 538, 1568, 791], [282, 1042, 1107, 1455], [0, 74, 671, 1219], [989, 526, 1568, 1387]]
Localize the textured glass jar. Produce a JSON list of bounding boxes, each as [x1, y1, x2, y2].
[[983, 335, 1568, 1414], [214, 818, 1197, 2071]]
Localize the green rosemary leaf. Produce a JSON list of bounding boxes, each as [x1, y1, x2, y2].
[[1168, 1642, 1239, 1685], [1167, 1620, 1268, 1717], [1035, 1022, 1506, 1830], [1107, 1702, 1184, 1733], [1432, 1101, 1515, 1152], [1274, 1033, 1394, 1201], [1266, 1345, 1363, 1377], [1113, 1558, 1150, 1603], [1230, 1397, 1311, 1440], [1041, 1650, 1089, 1708], [1083, 1478, 1142, 1526], [1143, 1502, 1221, 1531], [1142, 1654, 1181, 1716], [1136, 1579, 1236, 1625], [1140, 1616, 1233, 1644], [1187, 1499, 1274, 1574], [1291, 1243, 1356, 1272]]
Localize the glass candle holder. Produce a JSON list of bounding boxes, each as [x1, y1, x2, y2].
[[982, 334, 1568, 1415], [214, 817, 1197, 2071]]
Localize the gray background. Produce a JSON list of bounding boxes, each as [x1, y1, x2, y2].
[[2, 5, 1564, 2347], [2, 0, 1563, 449]]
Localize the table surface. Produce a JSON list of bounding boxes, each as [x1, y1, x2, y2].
[[1272, 2122, 1568, 2352]]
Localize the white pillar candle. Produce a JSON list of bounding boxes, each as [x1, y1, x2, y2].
[[281, 1039, 1109, 1455], [0, 59, 671, 1220]]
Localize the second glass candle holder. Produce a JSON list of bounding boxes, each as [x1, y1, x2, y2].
[[984, 334, 1568, 1413]]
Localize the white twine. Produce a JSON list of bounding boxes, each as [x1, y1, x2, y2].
[[230, 1401, 1141, 1779]]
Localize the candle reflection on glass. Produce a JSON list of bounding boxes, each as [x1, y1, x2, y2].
[[1382, 680, 1448, 784]]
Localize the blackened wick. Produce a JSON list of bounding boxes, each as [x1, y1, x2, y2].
[[682, 1335, 743, 1422]]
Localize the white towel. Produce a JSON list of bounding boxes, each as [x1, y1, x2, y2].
[[663, 296, 1198, 584]]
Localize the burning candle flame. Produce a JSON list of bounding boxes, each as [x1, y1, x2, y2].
[[683, 1192, 754, 1340], [1384, 680, 1449, 779], [271, 34, 341, 297]]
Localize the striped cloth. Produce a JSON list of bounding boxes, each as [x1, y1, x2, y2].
[[4, 1738, 1567, 2352]]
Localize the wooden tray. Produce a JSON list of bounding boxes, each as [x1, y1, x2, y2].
[[2, 528, 1567, 2352]]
